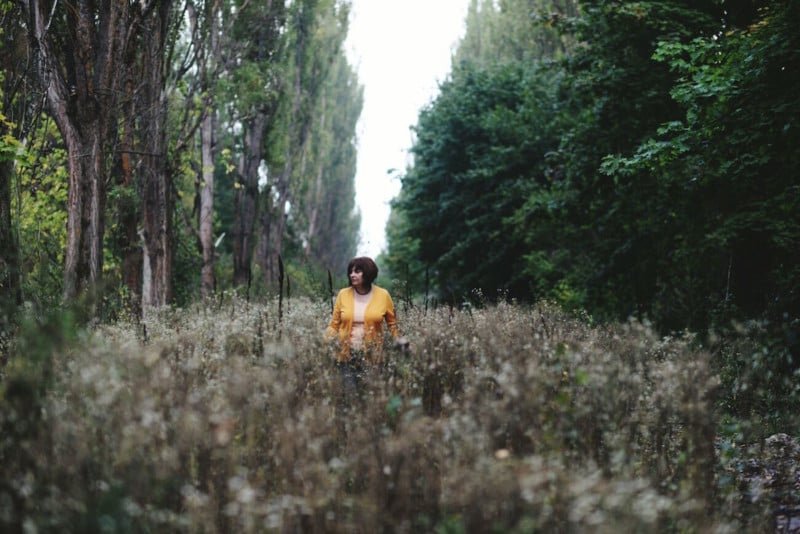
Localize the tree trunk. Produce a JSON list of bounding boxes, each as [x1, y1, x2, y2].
[[303, 91, 327, 258], [256, 194, 275, 289], [261, 167, 291, 288], [0, 157, 21, 309], [62, 125, 107, 300], [188, 0, 222, 298], [139, 2, 174, 311], [114, 64, 142, 313], [232, 111, 267, 288], [199, 110, 216, 296], [141, 163, 172, 310]]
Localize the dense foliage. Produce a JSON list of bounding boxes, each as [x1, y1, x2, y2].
[[387, 0, 799, 342], [383, 0, 800, 441], [394, 61, 559, 301], [1, 297, 796, 532]]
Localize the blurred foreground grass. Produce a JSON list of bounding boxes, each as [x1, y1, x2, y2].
[[1, 296, 796, 532]]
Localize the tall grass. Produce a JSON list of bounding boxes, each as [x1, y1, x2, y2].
[[0, 296, 790, 532]]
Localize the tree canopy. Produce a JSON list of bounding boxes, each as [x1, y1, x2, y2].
[[386, 0, 799, 343]]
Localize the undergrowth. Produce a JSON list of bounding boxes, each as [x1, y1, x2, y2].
[[0, 296, 795, 532]]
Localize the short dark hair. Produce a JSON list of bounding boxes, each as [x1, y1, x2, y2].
[[347, 256, 379, 286]]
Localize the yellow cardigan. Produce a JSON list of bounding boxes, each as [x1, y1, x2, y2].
[[325, 285, 399, 363]]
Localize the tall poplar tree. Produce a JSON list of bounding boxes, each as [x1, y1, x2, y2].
[[256, 0, 351, 287], [298, 50, 362, 269], [229, 0, 287, 289]]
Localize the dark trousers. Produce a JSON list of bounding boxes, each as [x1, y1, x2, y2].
[[337, 349, 366, 408]]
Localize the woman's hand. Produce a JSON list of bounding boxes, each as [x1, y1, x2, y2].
[[394, 337, 410, 354]]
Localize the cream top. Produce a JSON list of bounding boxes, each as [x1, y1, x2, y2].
[[350, 287, 373, 350]]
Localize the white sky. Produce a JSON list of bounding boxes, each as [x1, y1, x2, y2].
[[345, 0, 469, 259]]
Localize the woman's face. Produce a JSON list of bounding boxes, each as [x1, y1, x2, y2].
[[349, 267, 364, 289]]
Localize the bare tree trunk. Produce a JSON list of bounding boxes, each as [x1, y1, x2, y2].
[[114, 61, 142, 313], [139, 3, 174, 311], [141, 162, 172, 310], [256, 196, 275, 288], [62, 124, 107, 300], [199, 110, 216, 296], [233, 112, 266, 288], [303, 91, 327, 258], [187, 0, 222, 298]]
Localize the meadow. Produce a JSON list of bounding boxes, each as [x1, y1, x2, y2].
[[1, 295, 796, 532]]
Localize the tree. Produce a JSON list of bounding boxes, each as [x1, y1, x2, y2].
[[296, 43, 362, 271], [229, 0, 287, 289], [22, 0, 178, 308], [187, 0, 222, 297], [137, 1, 176, 309], [454, 0, 578, 67], [383, 185, 424, 301], [0, 1, 30, 312], [396, 61, 559, 302], [388, 0, 581, 303], [515, 0, 722, 321], [23, 0, 123, 300], [602, 1, 800, 330], [256, 0, 352, 288], [12, 0, 363, 309]]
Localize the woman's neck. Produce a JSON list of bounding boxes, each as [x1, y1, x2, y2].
[[354, 285, 371, 295]]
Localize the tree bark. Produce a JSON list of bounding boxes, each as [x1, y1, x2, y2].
[[139, 2, 174, 311], [114, 61, 142, 313], [61, 112, 108, 300], [256, 189, 276, 289], [141, 162, 172, 310], [232, 111, 266, 288], [199, 109, 216, 296], [188, 0, 222, 298]]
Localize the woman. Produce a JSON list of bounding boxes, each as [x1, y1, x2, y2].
[[326, 257, 399, 394], [326, 256, 399, 363]]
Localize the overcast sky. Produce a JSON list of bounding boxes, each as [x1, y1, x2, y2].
[[345, 0, 469, 259]]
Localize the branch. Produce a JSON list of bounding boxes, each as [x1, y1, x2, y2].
[[45, 0, 59, 33]]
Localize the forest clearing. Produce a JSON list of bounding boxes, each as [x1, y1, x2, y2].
[[2, 296, 797, 532]]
